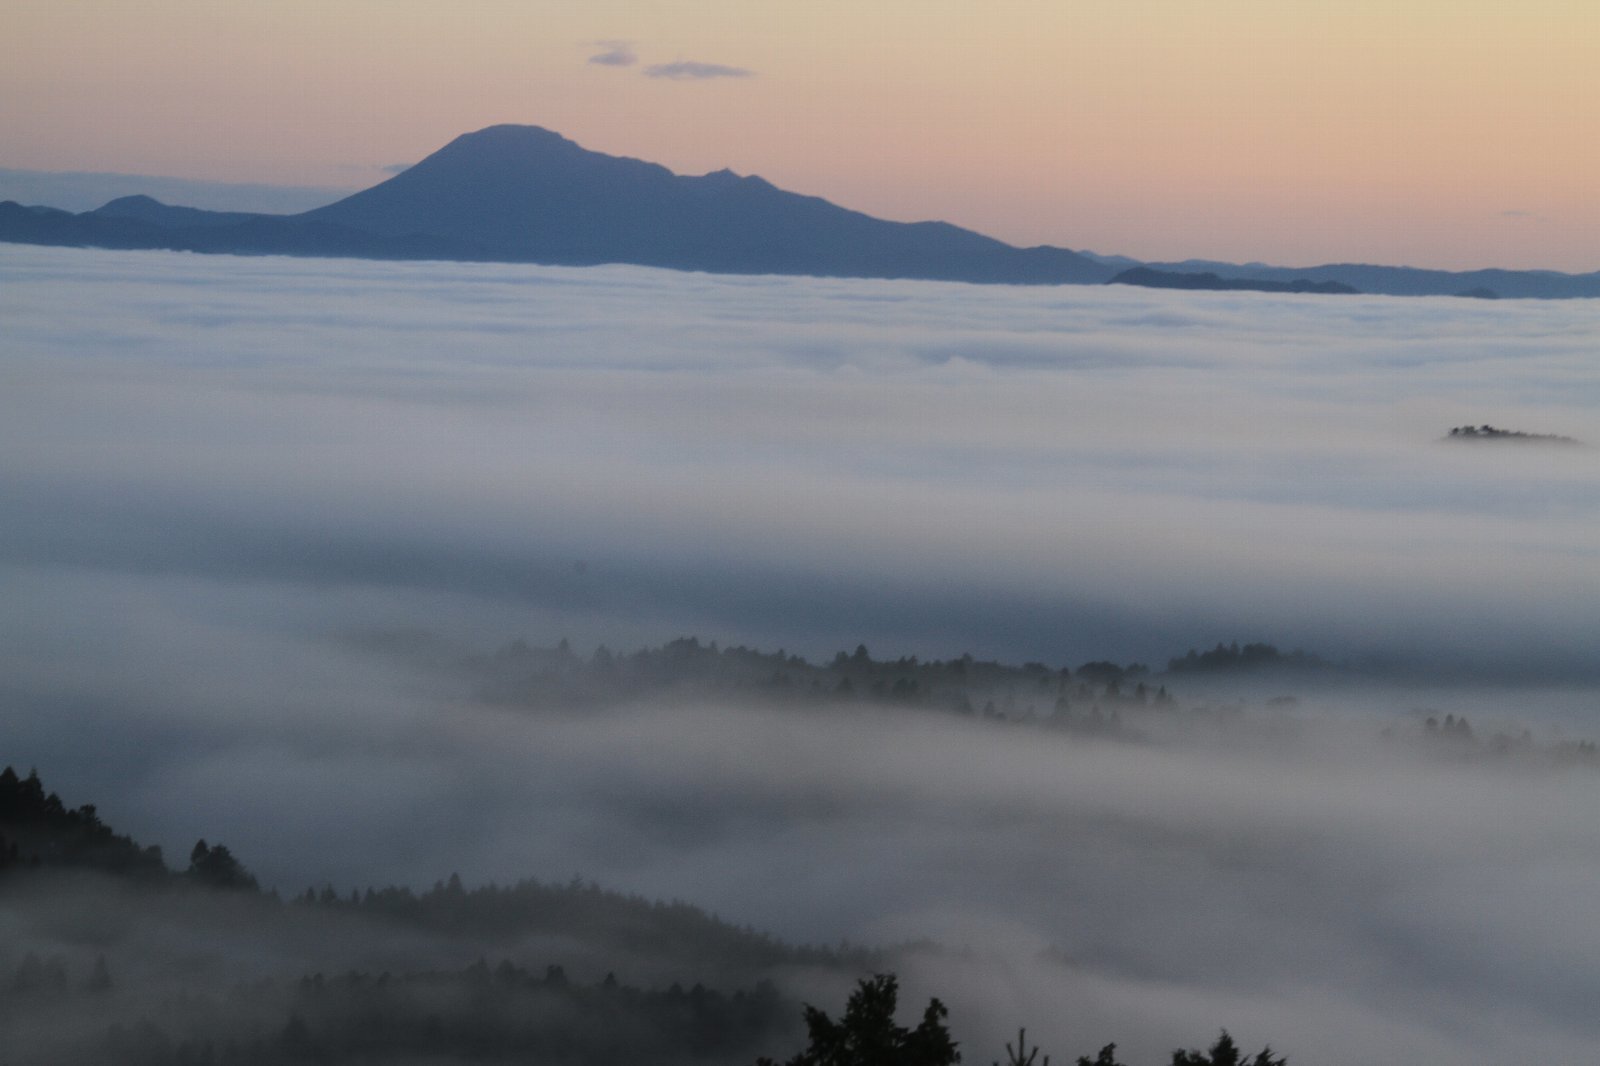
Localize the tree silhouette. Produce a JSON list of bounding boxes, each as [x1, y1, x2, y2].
[[187, 839, 258, 890], [1170, 1030, 1284, 1066], [996, 1028, 1048, 1066], [757, 973, 959, 1066], [1076, 1045, 1127, 1066]]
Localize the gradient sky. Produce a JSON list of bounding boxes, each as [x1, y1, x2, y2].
[[4, 0, 1597, 271]]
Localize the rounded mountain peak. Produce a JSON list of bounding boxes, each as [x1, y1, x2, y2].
[[452, 124, 576, 147], [426, 124, 584, 162]]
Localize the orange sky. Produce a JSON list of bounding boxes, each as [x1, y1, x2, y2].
[[4, 0, 1597, 271]]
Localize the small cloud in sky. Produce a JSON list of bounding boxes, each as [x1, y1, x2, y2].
[[1499, 209, 1545, 222], [644, 60, 755, 80], [382, 163, 412, 175], [587, 40, 637, 67]]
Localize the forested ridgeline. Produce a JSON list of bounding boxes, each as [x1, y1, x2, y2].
[[0, 764, 881, 973], [0, 766, 884, 1064], [283, 874, 884, 973], [10, 954, 797, 1066], [464, 637, 1600, 766], [471, 636, 1178, 736], [7, 959, 1288, 1066], [1, 765, 1301, 1065], [470, 636, 1331, 710]]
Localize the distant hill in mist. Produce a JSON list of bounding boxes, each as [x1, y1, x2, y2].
[[1139, 257, 1600, 300], [0, 165, 347, 214], [1109, 266, 1360, 295], [2, 124, 1597, 296]]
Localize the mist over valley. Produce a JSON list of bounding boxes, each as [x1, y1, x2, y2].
[[3, 244, 1598, 1064]]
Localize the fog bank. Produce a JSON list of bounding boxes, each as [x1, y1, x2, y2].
[[3, 245, 1596, 675], [3, 244, 1598, 1064]]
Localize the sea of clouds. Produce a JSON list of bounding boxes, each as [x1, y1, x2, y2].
[[3, 245, 1595, 673], [2, 244, 1598, 1064]]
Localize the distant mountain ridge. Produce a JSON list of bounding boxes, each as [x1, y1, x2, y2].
[[2, 123, 1597, 296], [0, 124, 1109, 285], [1139, 257, 1600, 300], [302, 124, 1113, 283]]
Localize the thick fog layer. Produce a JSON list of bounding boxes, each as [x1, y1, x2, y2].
[[3, 245, 1598, 1064], [3, 245, 1596, 675]]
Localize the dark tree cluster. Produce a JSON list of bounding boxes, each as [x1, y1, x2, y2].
[[473, 637, 1167, 738], [4, 767, 1309, 1066], [3, 763, 886, 1009], [1444, 424, 1579, 444], [1556, 739, 1600, 764], [1391, 715, 1600, 769], [0, 765, 165, 879], [756, 974, 959, 1066], [1168, 1031, 1286, 1066], [1108, 266, 1357, 295], [96, 960, 794, 1066], [1423, 713, 1475, 741], [7, 951, 113, 995], [188, 839, 259, 891], [1, 764, 265, 894], [1166, 643, 1325, 674], [757, 977, 1288, 1066], [287, 872, 883, 973]]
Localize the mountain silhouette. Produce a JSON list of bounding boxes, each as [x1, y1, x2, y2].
[[90, 193, 262, 229], [0, 125, 1110, 284], [2, 124, 1598, 296], [299, 124, 1113, 282]]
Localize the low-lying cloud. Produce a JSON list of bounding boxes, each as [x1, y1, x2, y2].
[[6, 645, 1600, 1065], [586, 39, 637, 67], [644, 60, 755, 80], [2, 242, 1598, 1063], [1, 245, 1594, 677]]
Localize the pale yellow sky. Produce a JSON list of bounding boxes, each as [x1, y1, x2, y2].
[[4, 0, 1597, 270]]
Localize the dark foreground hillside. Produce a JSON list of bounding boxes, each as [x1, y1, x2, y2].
[[4, 764, 1297, 1066], [1, 765, 825, 1065]]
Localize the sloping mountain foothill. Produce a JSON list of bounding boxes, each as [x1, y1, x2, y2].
[[4, 759, 1282, 1066]]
